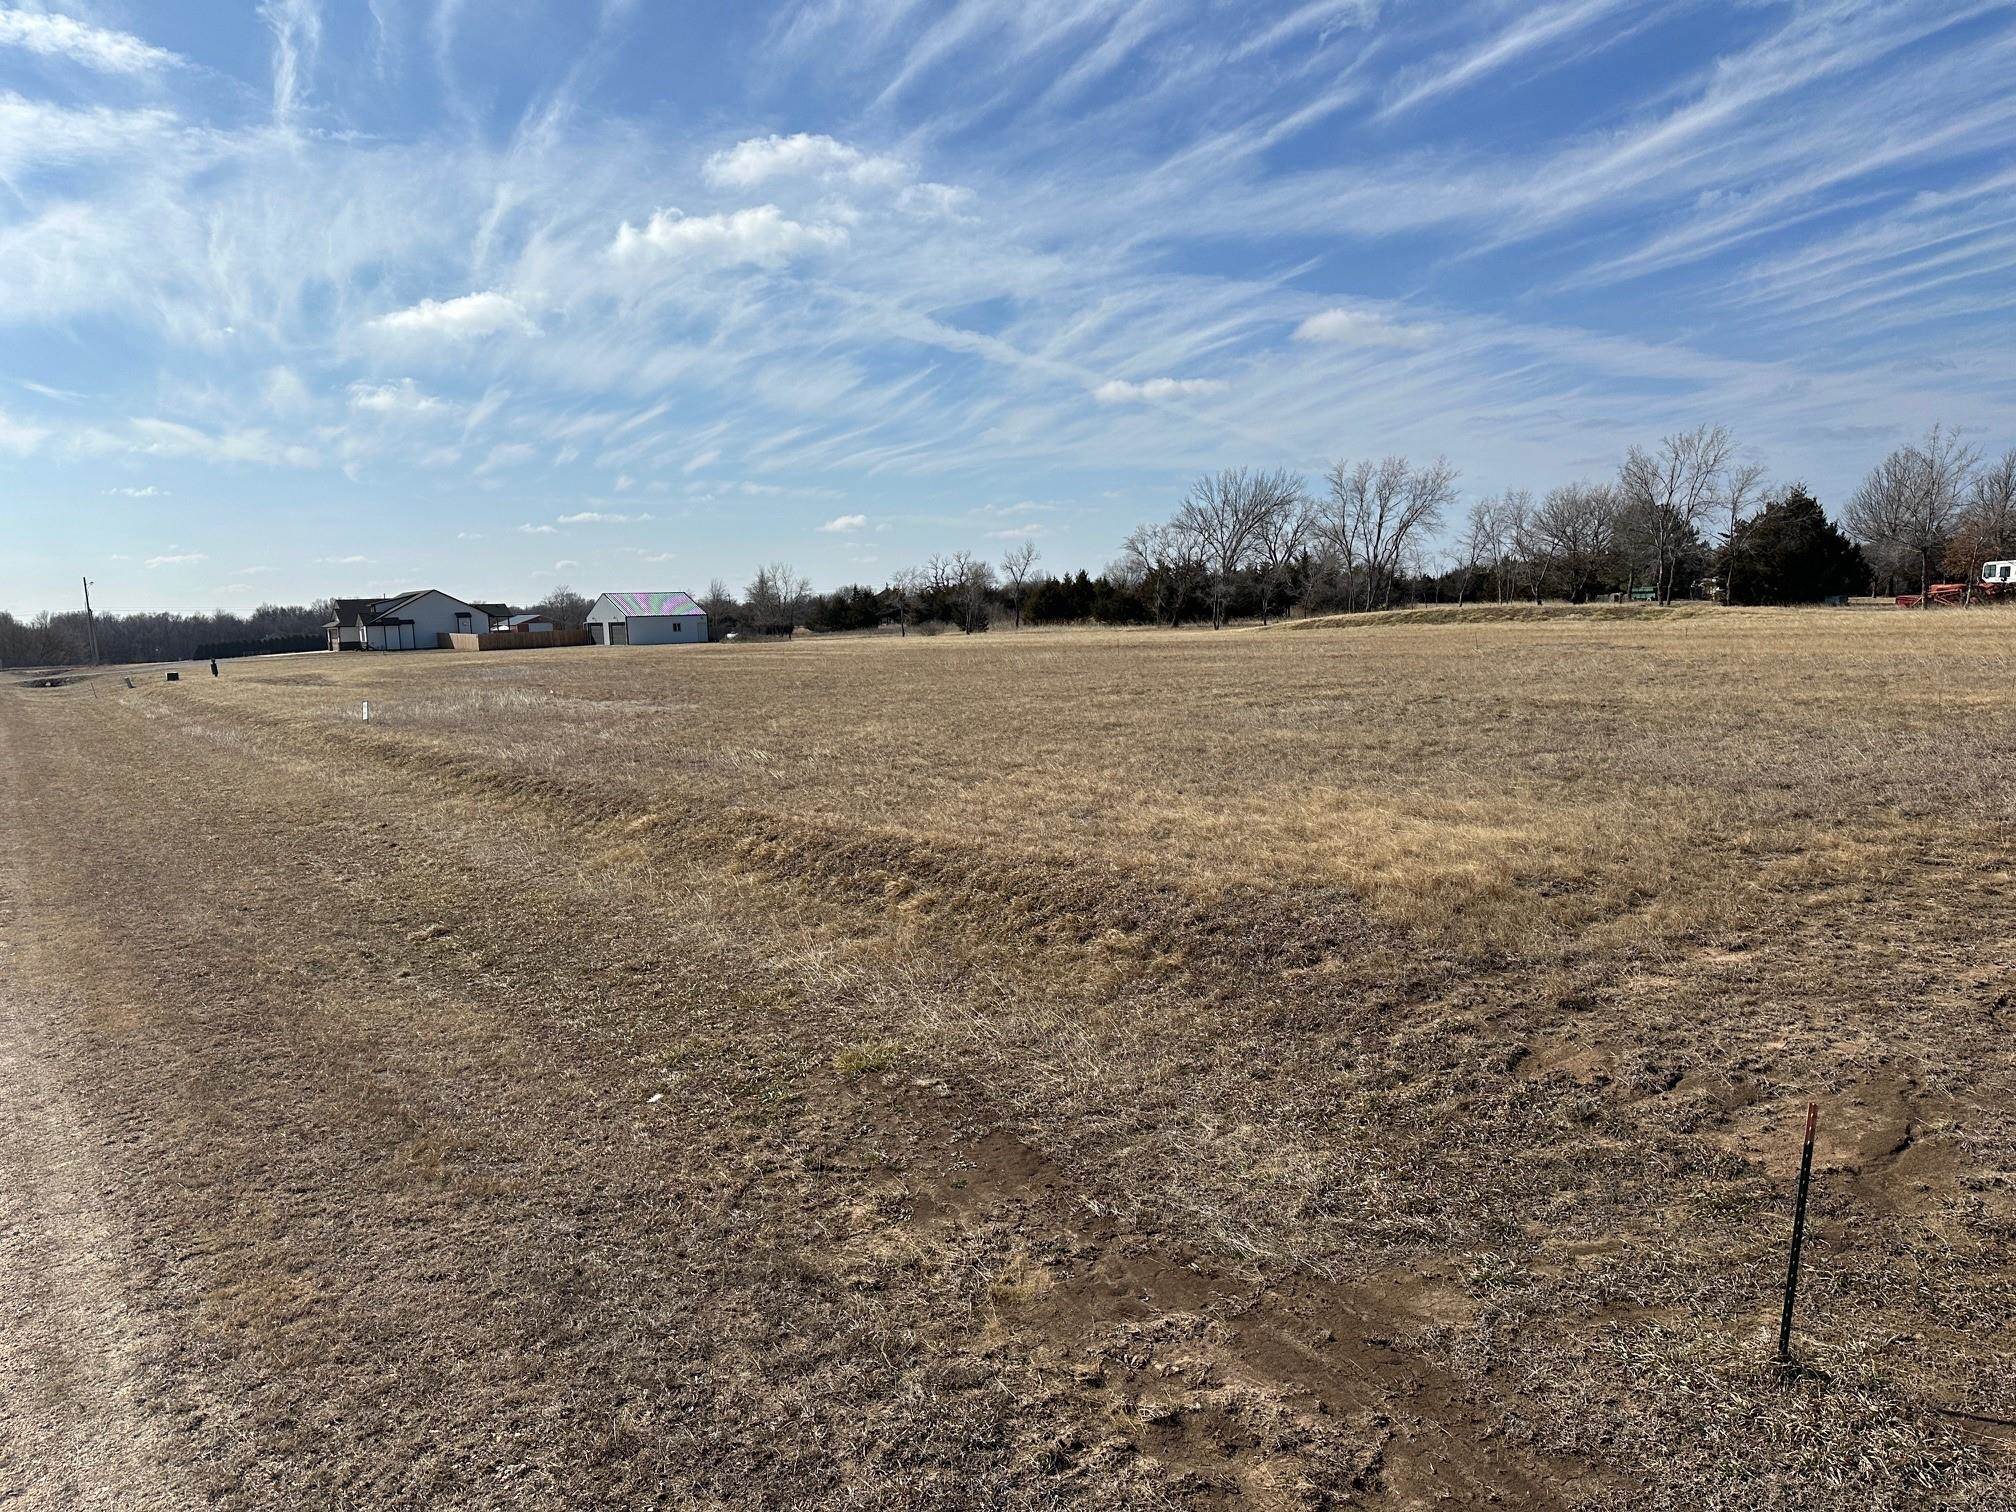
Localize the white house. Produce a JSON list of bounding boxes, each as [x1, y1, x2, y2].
[[502, 613, 556, 632], [324, 591, 498, 651], [585, 591, 708, 646]]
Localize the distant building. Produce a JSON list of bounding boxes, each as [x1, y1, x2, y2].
[[585, 591, 708, 646], [502, 613, 556, 632], [324, 591, 497, 651]]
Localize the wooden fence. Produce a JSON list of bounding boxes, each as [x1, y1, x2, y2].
[[440, 628, 594, 652]]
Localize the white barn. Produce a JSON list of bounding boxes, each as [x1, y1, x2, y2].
[[325, 590, 498, 651], [585, 591, 708, 646]]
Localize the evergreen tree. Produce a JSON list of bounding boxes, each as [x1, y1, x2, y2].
[[1723, 486, 1865, 603]]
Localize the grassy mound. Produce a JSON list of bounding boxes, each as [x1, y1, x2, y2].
[[1270, 600, 1716, 630]]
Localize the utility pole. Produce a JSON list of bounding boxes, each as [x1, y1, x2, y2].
[[82, 577, 101, 665]]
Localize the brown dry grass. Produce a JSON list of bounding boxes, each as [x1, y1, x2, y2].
[[3, 606, 2013, 1507]]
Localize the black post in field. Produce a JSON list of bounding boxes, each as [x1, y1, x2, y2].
[[1777, 1100, 1819, 1369]]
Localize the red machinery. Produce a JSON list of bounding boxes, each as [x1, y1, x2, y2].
[[1897, 561, 2015, 608]]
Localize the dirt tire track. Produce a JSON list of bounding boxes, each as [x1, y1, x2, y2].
[[0, 700, 196, 1510], [845, 1072, 1585, 1507]]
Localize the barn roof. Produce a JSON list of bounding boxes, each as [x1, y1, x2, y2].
[[597, 590, 704, 618]]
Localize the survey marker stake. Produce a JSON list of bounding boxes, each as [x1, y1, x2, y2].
[[1777, 1100, 1819, 1370]]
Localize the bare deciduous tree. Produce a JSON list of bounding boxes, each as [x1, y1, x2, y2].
[[1120, 521, 1205, 627], [999, 540, 1040, 628], [744, 563, 811, 632], [886, 567, 924, 637], [1617, 424, 1740, 604], [1175, 467, 1305, 628], [1944, 448, 2016, 583], [1526, 483, 1620, 603], [1454, 497, 1507, 606], [1320, 456, 1457, 612], [1251, 486, 1313, 624], [1496, 489, 1545, 603], [1846, 425, 1980, 605], [698, 577, 739, 637], [1718, 460, 1771, 603], [535, 584, 592, 627], [948, 551, 995, 634]]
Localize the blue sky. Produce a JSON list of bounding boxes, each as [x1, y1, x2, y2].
[[2, 0, 2014, 614]]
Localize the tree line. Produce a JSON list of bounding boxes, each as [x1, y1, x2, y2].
[[0, 601, 331, 668], [1101, 422, 2016, 623], [11, 424, 2013, 665], [484, 422, 2016, 649]]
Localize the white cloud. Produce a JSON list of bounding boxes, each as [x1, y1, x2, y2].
[[0, 11, 183, 73], [348, 378, 451, 416], [557, 510, 653, 524], [554, 559, 580, 569], [106, 485, 169, 497], [987, 523, 1045, 539], [817, 512, 868, 532], [321, 554, 371, 564], [455, 530, 485, 540], [1292, 307, 1438, 347], [146, 552, 207, 568], [0, 410, 49, 453], [517, 522, 557, 534], [704, 133, 911, 190], [262, 365, 312, 413], [610, 205, 847, 267], [476, 442, 537, 474], [238, 565, 274, 574], [683, 448, 720, 473], [1092, 377, 1230, 404], [370, 291, 536, 339], [130, 418, 319, 468], [0, 96, 181, 185]]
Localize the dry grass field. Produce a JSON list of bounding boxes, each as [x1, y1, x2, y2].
[[3, 606, 2013, 1508]]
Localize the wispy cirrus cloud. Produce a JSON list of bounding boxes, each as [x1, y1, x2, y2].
[[0, 10, 184, 73], [1377, 0, 1636, 121], [130, 418, 319, 468], [258, 0, 323, 125]]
